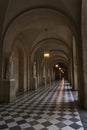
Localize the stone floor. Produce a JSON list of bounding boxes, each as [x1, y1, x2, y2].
[[78, 109, 87, 130], [0, 79, 85, 130]]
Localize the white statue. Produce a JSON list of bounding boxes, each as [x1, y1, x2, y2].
[[33, 62, 36, 77], [5, 55, 13, 79]]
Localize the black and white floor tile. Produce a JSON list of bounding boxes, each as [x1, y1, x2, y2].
[[0, 79, 84, 130]]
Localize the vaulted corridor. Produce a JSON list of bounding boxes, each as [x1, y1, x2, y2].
[[0, 79, 84, 130], [1, 0, 87, 130]]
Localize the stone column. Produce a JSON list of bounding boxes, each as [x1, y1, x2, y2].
[[44, 58, 50, 86], [68, 62, 72, 83], [26, 54, 29, 91], [71, 59, 74, 89], [1, 55, 16, 102], [0, 0, 9, 102], [76, 45, 84, 108], [28, 58, 32, 90], [37, 57, 43, 87], [73, 37, 78, 90], [82, 0, 87, 108], [30, 61, 38, 90], [51, 68, 55, 81]]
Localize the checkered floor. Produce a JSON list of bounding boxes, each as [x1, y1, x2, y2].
[[0, 79, 84, 130]]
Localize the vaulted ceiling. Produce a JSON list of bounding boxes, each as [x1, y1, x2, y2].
[[2, 0, 81, 70]]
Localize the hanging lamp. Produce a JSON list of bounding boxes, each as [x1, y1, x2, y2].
[[44, 28, 50, 58]]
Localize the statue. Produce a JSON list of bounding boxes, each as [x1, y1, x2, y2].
[[5, 55, 13, 79], [33, 62, 36, 77]]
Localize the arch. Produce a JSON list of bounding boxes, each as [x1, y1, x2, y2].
[[1, 7, 81, 97], [50, 49, 70, 61], [2, 8, 77, 57], [2, 37, 27, 96], [13, 38, 27, 93], [30, 38, 72, 63]]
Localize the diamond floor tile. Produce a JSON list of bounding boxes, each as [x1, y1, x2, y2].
[[0, 80, 84, 130]]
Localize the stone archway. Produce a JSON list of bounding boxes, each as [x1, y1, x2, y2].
[[1, 7, 84, 107]]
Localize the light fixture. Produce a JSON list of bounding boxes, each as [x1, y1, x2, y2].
[[61, 70, 64, 74], [55, 64, 59, 68], [59, 67, 64, 73], [59, 67, 61, 70], [44, 52, 50, 58], [44, 28, 50, 58]]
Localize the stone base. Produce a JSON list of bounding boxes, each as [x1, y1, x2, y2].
[[42, 77, 46, 86], [1, 79, 16, 102], [31, 77, 37, 90]]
